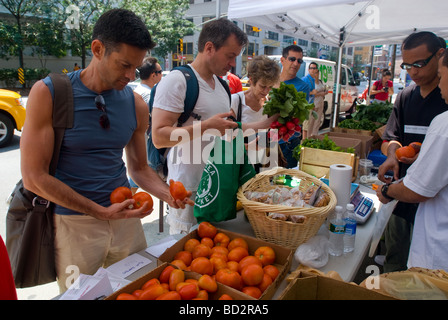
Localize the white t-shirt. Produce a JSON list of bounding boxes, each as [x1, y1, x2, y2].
[[230, 91, 267, 123], [152, 65, 231, 191], [134, 83, 152, 105], [403, 110, 448, 271]]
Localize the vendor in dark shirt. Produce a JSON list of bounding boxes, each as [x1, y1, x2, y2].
[[378, 31, 447, 273]]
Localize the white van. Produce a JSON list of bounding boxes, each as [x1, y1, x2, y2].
[[267, 56, 359, 128]]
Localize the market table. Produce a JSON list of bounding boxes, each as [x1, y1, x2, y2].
[[124, 182, 382, 300]]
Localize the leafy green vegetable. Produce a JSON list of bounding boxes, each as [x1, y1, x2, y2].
[[352, 102, 392, 124], [293, 134, 355, 160], [263, 82, 315, 123], [338, 118, 382, 131]]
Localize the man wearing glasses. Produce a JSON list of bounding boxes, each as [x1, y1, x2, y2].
[[134, 57, 163, 105], [279, 45, 311, 168], [377, 31, 447, 273], [20, 9, 193, 293]]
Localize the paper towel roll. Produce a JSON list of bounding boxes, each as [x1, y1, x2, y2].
[[329, 164, 352, 209]]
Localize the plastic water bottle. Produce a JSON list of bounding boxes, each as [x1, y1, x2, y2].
[[344, 204, 357, 253], [328, 206, 345, 256]]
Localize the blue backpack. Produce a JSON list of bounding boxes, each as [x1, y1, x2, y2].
[[147, 65, 231, 179]]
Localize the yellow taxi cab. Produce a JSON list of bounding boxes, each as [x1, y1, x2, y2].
[[0, 89, 26, 147], [240, 76, 250, 91]]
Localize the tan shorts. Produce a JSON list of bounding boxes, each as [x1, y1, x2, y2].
[[54, 214, 147, 293]]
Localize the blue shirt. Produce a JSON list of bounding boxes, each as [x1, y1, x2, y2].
[[301, 74, 315, 103], [43, 70, 137, 215]]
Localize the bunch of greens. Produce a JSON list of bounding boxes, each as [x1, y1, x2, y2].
[[263, 82, 315, 124], [338, 118, 382, 131], [293, 134, 355, 160], [352, 102, 392, 124]]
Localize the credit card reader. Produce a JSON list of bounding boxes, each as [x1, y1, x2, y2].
[[350, 190, 374, 224]]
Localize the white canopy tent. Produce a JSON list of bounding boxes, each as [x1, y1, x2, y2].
[[227, 0, 448, 126]]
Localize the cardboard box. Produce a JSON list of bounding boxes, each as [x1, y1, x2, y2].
[[326, 131, 374, 159], [310, 134, 362, 157], [106, 262, 255, 300], [278, 271, 397, 300], [331, 125, 383, 152], [158, 227, 293, 300], [299, 147, 359, 182]]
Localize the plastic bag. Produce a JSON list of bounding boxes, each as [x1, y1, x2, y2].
[[369, 199, 398, 257], [294, 235, 329, 269]]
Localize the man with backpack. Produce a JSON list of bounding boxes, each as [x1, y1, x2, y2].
[[151, 18, 277, 234]]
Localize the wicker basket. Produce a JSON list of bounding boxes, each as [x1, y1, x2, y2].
[[237, 167, 337, 249]]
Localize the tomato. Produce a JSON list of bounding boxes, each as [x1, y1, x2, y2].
[[254, 246, 276, 266], [156, 291, 181, 300], [174, 250, 193, 267], [116, 292, 136, 300], [215, 268, 243, 291], [218, 293, 233, 300], [210, 256, 227, 273], [227, 260, 239, 273], [132, 192, 153, 209], [241, 264, 264, 286], [139, 284, 165, 300], [178, 283, 199, 300], [184, 238, 200, 253], [192, 243, 212, 259], [190, 257, 214, 275], [238, 255, 262, 273], [141, 278, 160, 290], [201, 237, 214, 248], [242, 286, 262, 299], [210, 252, 228, 263], [213, 232, 230, 248], [395, 146, 416, 161], [110, 186, 132, 204], [258, 273, 273, 292], [409, 141, 422, 153], [169, 180, 188, 201], [169, 269, 185, 291], [228, 237, 249, 251], [197, 221, 218, 239], [159, 265, 175, 283], [170, 259, 188, 270], [195, 289, 209, 300], [263, 265, 280, 281], [211, 246, 229, 256], [198, 274, 218, 293], [227, 247, 249, 263], [132, 289, 144, 299]]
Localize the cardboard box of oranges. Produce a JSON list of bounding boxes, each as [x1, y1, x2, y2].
[[157, 222, 293, 300]]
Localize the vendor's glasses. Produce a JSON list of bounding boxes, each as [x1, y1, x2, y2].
[[287, 56, 303, 64], [95, 95, 110, 129], [154, 70, 163, 74], [400, 51, 438, 70]]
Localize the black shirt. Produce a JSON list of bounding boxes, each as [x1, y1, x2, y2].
[[382, 84, 448, 222]]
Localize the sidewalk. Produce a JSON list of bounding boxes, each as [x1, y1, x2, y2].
[[15, 197, 170, 300]]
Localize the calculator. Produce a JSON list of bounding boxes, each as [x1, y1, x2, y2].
[[350, 189, 374, 224]]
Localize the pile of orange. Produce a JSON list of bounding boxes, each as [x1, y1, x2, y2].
[[168, 221, 280, 299], [116, 265, 233, 300]]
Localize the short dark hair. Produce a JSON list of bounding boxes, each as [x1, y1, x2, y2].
[[138, 57, 159, 80], [282, 45, 303, 58], [308, 62, 318, 69], [382, 69, 392, 77], [92, 9, 155, 54], [402, 31, 443, 54], [198, 18, 247, 52]]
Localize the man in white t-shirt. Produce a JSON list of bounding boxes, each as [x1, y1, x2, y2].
[[376, 51, 448, 271], [151, 19, 276, 234], [134, 57, 163, 105]]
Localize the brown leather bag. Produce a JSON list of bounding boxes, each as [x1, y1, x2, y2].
[[6, 73, 73, 288]]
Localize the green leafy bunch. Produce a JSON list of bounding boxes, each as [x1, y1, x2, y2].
[[338, 118, 382, 131], [352, 102, 392, 124], [263, 82, 315, 124], [293, 134, 355, 160]]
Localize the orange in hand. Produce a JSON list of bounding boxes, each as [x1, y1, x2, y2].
[[169, 179, 188, 201]]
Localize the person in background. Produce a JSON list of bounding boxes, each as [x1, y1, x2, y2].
[[279, 45, 310, 168], [376, 49, 448, 272], [370, 69, 394, 103], [73, 63, 80, 71], [229, 55, 283, 170], [223, 71, 243, 94], [134, 56, 163, 105], [377, 31, 447, 272], [20, 9, 193, 293], [301, 62, 329, 138]]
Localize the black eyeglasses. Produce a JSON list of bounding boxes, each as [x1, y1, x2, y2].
[[154, 70, 163, 74], [287, 57, 303, 64], [400, 51, 438, 70], [95, 95, 110, 129], [309, 67, 318, 70]]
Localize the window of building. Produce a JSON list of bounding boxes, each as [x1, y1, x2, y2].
[[298, 39, 308, 47], [245, 24, 260, 37], [283, 35, 295, 44], [265, 31, 278, 41]]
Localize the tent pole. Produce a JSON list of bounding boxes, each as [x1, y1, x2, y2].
[[332, 28, 345, 128], [367, 45, 375, 104]]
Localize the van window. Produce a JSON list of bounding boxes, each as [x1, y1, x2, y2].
[[341, 69, 347, 85], [347, 68, 355, 85]]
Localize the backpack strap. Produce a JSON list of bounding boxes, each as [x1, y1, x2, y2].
[[47, 73, 73, 176]]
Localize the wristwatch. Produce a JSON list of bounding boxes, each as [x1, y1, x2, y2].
[[381, 183, 394, 201]]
